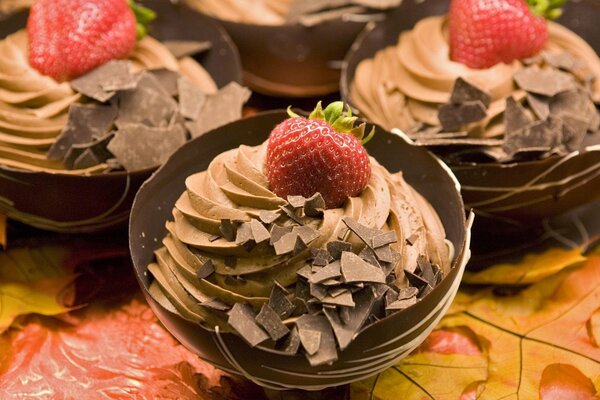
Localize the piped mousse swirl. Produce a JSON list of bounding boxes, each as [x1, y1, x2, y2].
[[147, 141, 450, 329], [350, 16, 600, 136], [0, 30, 215, 173]]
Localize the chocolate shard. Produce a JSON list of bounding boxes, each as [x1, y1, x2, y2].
[[561, 114, 589, 152], [196, 259, 214, 279], [178, 76, 206, 120], [71, 149, 100, 169], [358, 246, 381, 269], [295, 315, 338, 365], [372, 231, 398, 248], [309, 283, 328, 300], [340, 251, 386, 283], [256, 304, 290, 341], [274, 232, 301, 255], [503, 117, 563, 157], [418, 284, 434, 299], [293, 225, 320, 245], [294, 235, 308, 255], [296, 264, 314, 280], [371, 282, 389, 299], [279, 204, 305, 225], [163, 39, 212, 59], [374, 245, 395, 263], [224, 256, 237, 268], [47, 104, 117, 160], [397, 286, 419, 300], [321, 290, 355, 307], [327, 241, 353, 260], [268, 282, 295, 319], [514, 66, 576, 97], [115, 72, 178, 128], [308, 260, 341, 284], [228, 303, 269, 347], [149, 68, 180, 97], [259, 210, 280, 224], [71, 60, 134, 102], [298, 328, 321, 356], [201, 298, 230, 311], [276, 326, 301, 354], [405, 232, 419, 246], [337, 227, 350, 241], [269, 224, 292, 245], [438, 101, 487, 131], [504, 96, 532, 135], [209, 235, 221, 243], [450, 77, 491, 108], [328, 287, 348, 298], [404, 269, 429, 291], [342, 217, 380, 247], [219, 219, 239, 242], [320, 278, 342, 286], [385, 287, 399, 307], [106, 123, 186, 171], [304, 193, 326, 217], [186, 82, 251, 138], [386, 296, 417, 311], [235, 222, 254, 245], [287, 195, 307, 209], [323, 288, 376, 350], [417, 255, 436, 287], [250, 219, 271, 244], [541, 50, 585, 73], [311, 248, 332, 266], [550, 89, 596, 123], [527, 93, 551, 121]]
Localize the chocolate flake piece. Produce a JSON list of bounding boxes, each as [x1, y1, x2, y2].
[[208, 234, 220, 242], [163, 40, 212, 59], [219, 219, 239, 241], [418, 284, 433, 299], [277, 326, 301, 354], [321, 278, 342, 286], [224, 256, 237, 268], [371, 282, 389, 299], [561, 114, 589, 152], [417, 255, 436, 286], [279, 204, 305, 225], [196, 259, 214, 279], [259, 210, 280, 224], [186, 82, 251, 138], [256, 304, 290, 341], [328, 287, 348, 298], [327, 241, 352, 260], [106, 123, 186, 171], [71, 60, 134, 102], [269, 225, 292, 245], [274, 232, 301, 255], [374, 245, 395, 263], [358, 246, 381, 269], [304, 193, 326, 217], [342, 217, 380, 247], [404, 269, 429, 290], [337, 227, 350, 241], [268, 283, 295, 319], [405, 232, 419, 246], [309, 283, 328, 300], [149, 68, 180, 97], [298, 328, 321, 356], [541, 50, 584, 72], [228, 303, 269, 347], [71, 149, 99, 169], [438, 101, 487, 131], [178, 76, 206, 120], [294, 235, 308, 255], [201, 298, 229, 311], [504, 96, 532, 134], [340, 252, 386, 283], [287, 195, 307, 209], [527, 93, 551, 120], [450, 77, 491, 108], [311, 248, 331, 266], [308, 260, 341, 284], [293, 226, 320, 245], [372, 231, 397, 248], [386, 297, 417, 311], [324, 289, 376, 350], [397, 286, 419, 300], [385, 287, 399, 306], [503, 117, 562, 156], [47, 104, 117, 160], [321, 290, 355, 307], [235, 222, 254, 246], [297, 264, 313, 280], [250, 219, 271, 243], [514, 66, 576, 97], [295, 315, 337, 365]]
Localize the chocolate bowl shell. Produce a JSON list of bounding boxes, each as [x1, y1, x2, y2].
[[193, 7, 398, 97], [0, 0, 242, 233], [340, 0, 600, 231], [129, 110, 473, 390]]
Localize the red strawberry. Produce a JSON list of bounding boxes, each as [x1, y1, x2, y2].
[[27, 0, 154, 82], [448, 0, 564, 69], [265, 102, 374, 209]]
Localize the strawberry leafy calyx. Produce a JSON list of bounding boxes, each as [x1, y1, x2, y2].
[[129, 0, 156, 39], [527, 0, 566, 20], [287, 101, 375, 145]]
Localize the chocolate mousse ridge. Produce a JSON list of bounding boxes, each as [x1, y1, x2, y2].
[[146, 141, 452, 365], [350, 16, 600, 163]]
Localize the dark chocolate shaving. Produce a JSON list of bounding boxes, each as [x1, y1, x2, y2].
[[256, 304, 290, 341], [327, 241, 353, 260], [342, 217, 380, 247], [279, 204, 305, 225], [504, 96, 532, 135], [277, 326, 301, 354], [196, 259, 214, 279], [321, 290, 355, 307], [234, 222, 254, 246], [526, 93, 551, 120], [274, 232, 300, 255], [311, 248, 332, 266], [259, 210, 280, 224], [201, 298, 229, 311], [293, 225, 320, 245], [438, 101, 487, 132], [268, 283, 295, 319], [71, 60, 135, 102], [287, 195, 307, 209], [228, 303, 269, 347], [250, 219, 271, 243], [178, 76, 206, 120], [340, 252, 386, 283], [269, 224, 292, 245], [219, 219, 239, 242], [324, 289, 376, 350], [304, 193, 326, 217], [514, 66, 576, 97], [450, 77, 491, 108], [308, 260, 341, 284], [295, 315, 338, 365], [149, 68, 180, 97], [386, 297, 417, 311], [372, 231, 397, 248]]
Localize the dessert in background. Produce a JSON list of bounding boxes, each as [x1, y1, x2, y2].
[[350, 0, 600, 163], [184, 0, 402, 25], [0, 0, 249, 174], [147, 102, 452, 365]]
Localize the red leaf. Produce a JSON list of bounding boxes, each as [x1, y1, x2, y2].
[[540, 363, 598, 400]]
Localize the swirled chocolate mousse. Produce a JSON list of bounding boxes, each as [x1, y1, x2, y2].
[[147, 102, 452, 365], [184, 0, 401, 26], [0, 1, 249, 174], [350, 0, 600, 163]]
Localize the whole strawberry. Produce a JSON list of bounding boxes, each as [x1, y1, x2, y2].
[[265, 102, 374, 209], [27, 0, 154, 82], [449, 0, 564, 69]]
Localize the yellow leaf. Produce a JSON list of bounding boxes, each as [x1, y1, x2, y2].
[[463, 246, 586, 285]]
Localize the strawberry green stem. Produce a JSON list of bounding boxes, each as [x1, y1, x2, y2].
[[129, 1, 156, 39], [527, 0, 566, 20]]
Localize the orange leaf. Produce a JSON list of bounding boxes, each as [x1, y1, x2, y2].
[[539, 363, 598, 400]]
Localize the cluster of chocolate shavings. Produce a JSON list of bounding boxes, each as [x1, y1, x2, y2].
[[416, 50, 600, 163], [193, 193, 443, 366], [286, 0, 401, 26], [47, 44, 250, 172]]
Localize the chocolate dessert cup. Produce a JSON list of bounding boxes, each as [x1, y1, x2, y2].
[[0, 0, 242, 233], [129, 110, 472, 390], [341, 0, 600, 235]]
